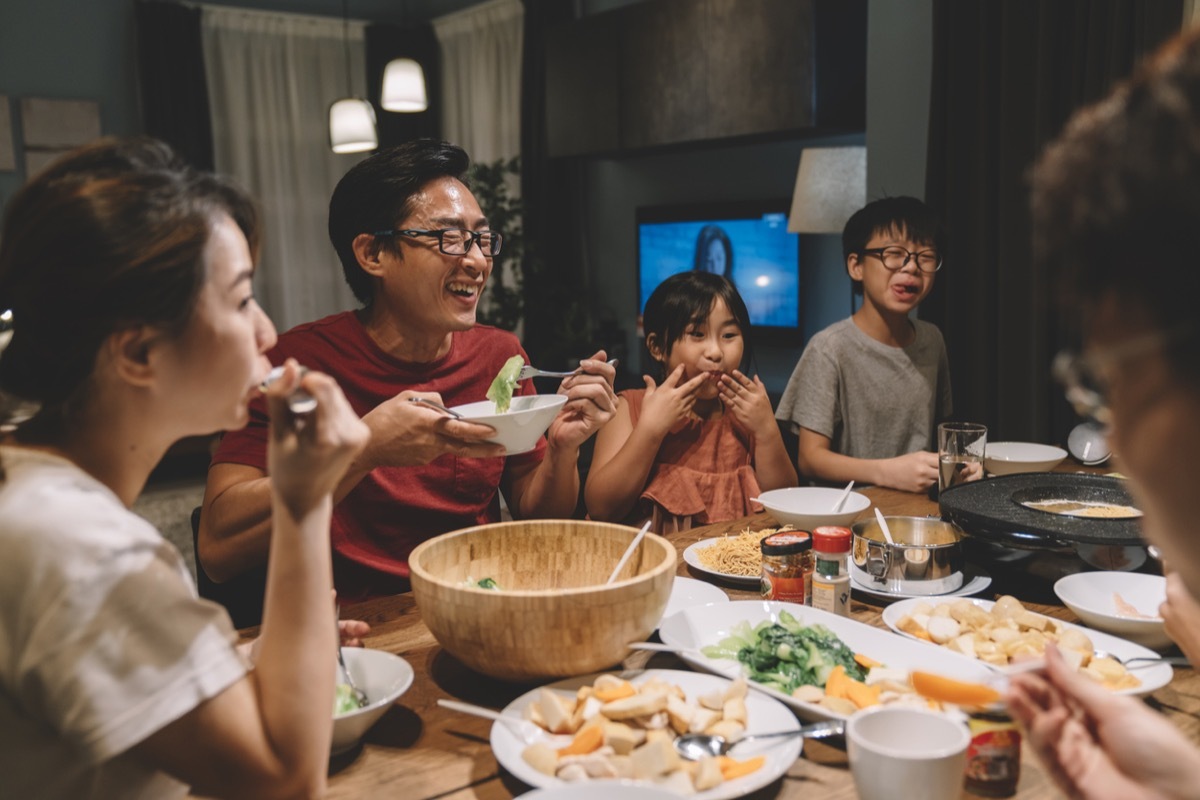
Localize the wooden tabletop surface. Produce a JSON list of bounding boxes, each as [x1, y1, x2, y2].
[[233, 479, 1200, 800]]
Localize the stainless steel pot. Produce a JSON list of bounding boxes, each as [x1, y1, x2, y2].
[[851, 516, 965, 595]]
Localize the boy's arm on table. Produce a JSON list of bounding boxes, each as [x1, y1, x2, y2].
[[796, 427, 937, 493]]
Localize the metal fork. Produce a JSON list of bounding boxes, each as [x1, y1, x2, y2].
[[516, 358, 618, 381], [335, 604, 369, 708]]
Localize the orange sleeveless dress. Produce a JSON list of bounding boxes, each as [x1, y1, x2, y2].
[[623, 389, 763, 534]]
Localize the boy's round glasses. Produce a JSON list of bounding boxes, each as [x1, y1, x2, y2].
[[374, 228, 503, 257], [860, 246, 943, 273]]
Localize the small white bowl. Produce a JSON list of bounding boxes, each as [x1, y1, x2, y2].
[[1053, 571, 1172, 650], [756, 487, 871, 531], [984, 441, 1068, 476], [332, 648, 414, 755], [450, 394, 567, 455]]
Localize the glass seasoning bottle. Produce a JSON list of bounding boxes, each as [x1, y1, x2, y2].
[[760, 531, 814, 604], [964, 709, 1022, 797], [811, 526, 852, 616]]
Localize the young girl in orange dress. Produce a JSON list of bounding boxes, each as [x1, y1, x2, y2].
[[585, 272, 796, 532]]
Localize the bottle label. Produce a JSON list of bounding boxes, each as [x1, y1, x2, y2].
[[762, 573, 808, 604], [812, 574, 851, 615], [965, 727, 1021, 796]]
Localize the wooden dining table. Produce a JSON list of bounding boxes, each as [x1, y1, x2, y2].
[[238, 480, 1200, 799]]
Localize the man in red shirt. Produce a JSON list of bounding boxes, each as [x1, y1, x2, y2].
[[199, 140, 617, 602]]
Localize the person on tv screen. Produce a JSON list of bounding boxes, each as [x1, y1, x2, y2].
[[693, 224, 733, 278], [776, 196, 952, 493], [1005, 29, 1200, 798], [585, 271, 797, 532]]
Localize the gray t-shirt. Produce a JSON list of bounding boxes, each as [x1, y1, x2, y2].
[[776, 317, 953, 460]]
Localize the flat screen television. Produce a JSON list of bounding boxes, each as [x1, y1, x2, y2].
[[636, 200, 801, 336]]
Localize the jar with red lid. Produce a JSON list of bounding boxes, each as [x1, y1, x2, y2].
[[761, 531, 813, 604], [811, 526, 852, 616]]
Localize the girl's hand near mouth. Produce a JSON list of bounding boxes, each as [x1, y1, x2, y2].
[[639, 365, 709, 439], [718, 370, 777, 439]]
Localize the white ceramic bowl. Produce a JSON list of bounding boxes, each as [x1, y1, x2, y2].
[[846, 706, 970, 800], [756, 486, 871, 530], [449, 393, 567, 455], [1054, 571, 1172, 650], [332, 648, 415, 755], [984, 441, 1068, 475]]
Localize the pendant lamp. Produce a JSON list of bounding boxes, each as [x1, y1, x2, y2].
[[381, 57, 427, 112], [329, 0, 377, 153]]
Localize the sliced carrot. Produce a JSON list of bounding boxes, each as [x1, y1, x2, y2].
[[854, 653, 883, 670], [592, 681, 636, 703], [845, 678, 882, 709], [910, 671, 1001, 707], [824, 665, 850, 699], [718, 754, 766, 780], [556, 724, 604, 756]]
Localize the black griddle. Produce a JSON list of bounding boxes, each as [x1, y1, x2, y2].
[[939, 473, 1143, 550]]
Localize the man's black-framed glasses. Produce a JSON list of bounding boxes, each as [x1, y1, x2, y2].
[[374, 228, 503, 257], [860, 246, 943, 273]]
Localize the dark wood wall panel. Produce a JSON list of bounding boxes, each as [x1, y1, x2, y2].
[[546, 0, 853, 157]]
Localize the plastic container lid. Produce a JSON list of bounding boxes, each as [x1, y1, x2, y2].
[[812, 526, 852, 553], [761, 531, 812, 556]]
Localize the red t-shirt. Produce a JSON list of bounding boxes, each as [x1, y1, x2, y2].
[[212, 312, 544, 601]]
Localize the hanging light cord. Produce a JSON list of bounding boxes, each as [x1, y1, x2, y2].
[[342, 0, 353, 96]]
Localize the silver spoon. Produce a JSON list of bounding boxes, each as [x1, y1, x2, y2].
[[334, 604, 368, 709], [674, 719, 846, 760], [407, 396, 464, 419], [261, 365, 318, 415]]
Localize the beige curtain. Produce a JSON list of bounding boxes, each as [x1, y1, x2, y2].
[[432, 0, 524, 164], [202, 6, 366, 332]]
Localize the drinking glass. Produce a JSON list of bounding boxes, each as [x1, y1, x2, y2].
[[938, 422, 987, 493]]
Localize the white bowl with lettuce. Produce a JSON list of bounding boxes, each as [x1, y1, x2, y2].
[[332, 648, 414, 755], [450, 355, 566, 454]]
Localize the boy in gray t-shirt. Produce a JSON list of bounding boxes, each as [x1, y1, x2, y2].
[[777, 197, 952, 493]]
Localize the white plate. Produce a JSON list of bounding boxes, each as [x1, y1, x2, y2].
[[519, 784, 680, 799], [1053, 572, 1172, 650], [682, 540, 761, 586], [492, 669, 801, 800], [657, 601, 995, 722], [849, 563, 992, 602], [662, 576, 730, 622], [881, 597, 1172, 697]]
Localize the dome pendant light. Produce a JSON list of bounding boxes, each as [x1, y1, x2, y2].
[[329, 0, 377, 154], [381, 57, 427, 112]]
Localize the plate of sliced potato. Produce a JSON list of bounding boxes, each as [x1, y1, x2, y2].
[[881, 595, 1171, 696], [491, 669, 801, 799]]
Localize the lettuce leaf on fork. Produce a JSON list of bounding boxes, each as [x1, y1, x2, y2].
[[486, 355, 524, 413]]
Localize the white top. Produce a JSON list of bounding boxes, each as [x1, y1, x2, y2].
[[0, 446, 248, 799]]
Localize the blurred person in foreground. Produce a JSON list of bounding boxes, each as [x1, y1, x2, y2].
[[201, 139, 617, 602], [0, 138, 369, 798], [1007, 29, 1200, 799]]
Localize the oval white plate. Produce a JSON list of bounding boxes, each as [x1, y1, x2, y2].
[[1054, 572, 1171, 650], [881, 596, 1172, 696], [682, 540, 761, 587], [492, 669, 801, 800], [849, 563, 992, 602], [657, 600, 995, 722], [984, 442, 1068, 476], [662, 576, 730, 621]]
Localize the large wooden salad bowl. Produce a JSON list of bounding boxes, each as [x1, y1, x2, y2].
[[409, 520, 676, 681]]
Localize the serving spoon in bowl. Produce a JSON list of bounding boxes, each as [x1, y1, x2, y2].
[[674, 719, 846, 760]]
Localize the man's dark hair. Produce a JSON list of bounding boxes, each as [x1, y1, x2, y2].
[[1033, 31, 1200, 381], [842, 196, 945, 296], [328, 139, 471, 305]]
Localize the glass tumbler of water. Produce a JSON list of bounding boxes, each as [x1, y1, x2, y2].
[[938, 422, 987, 493]]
